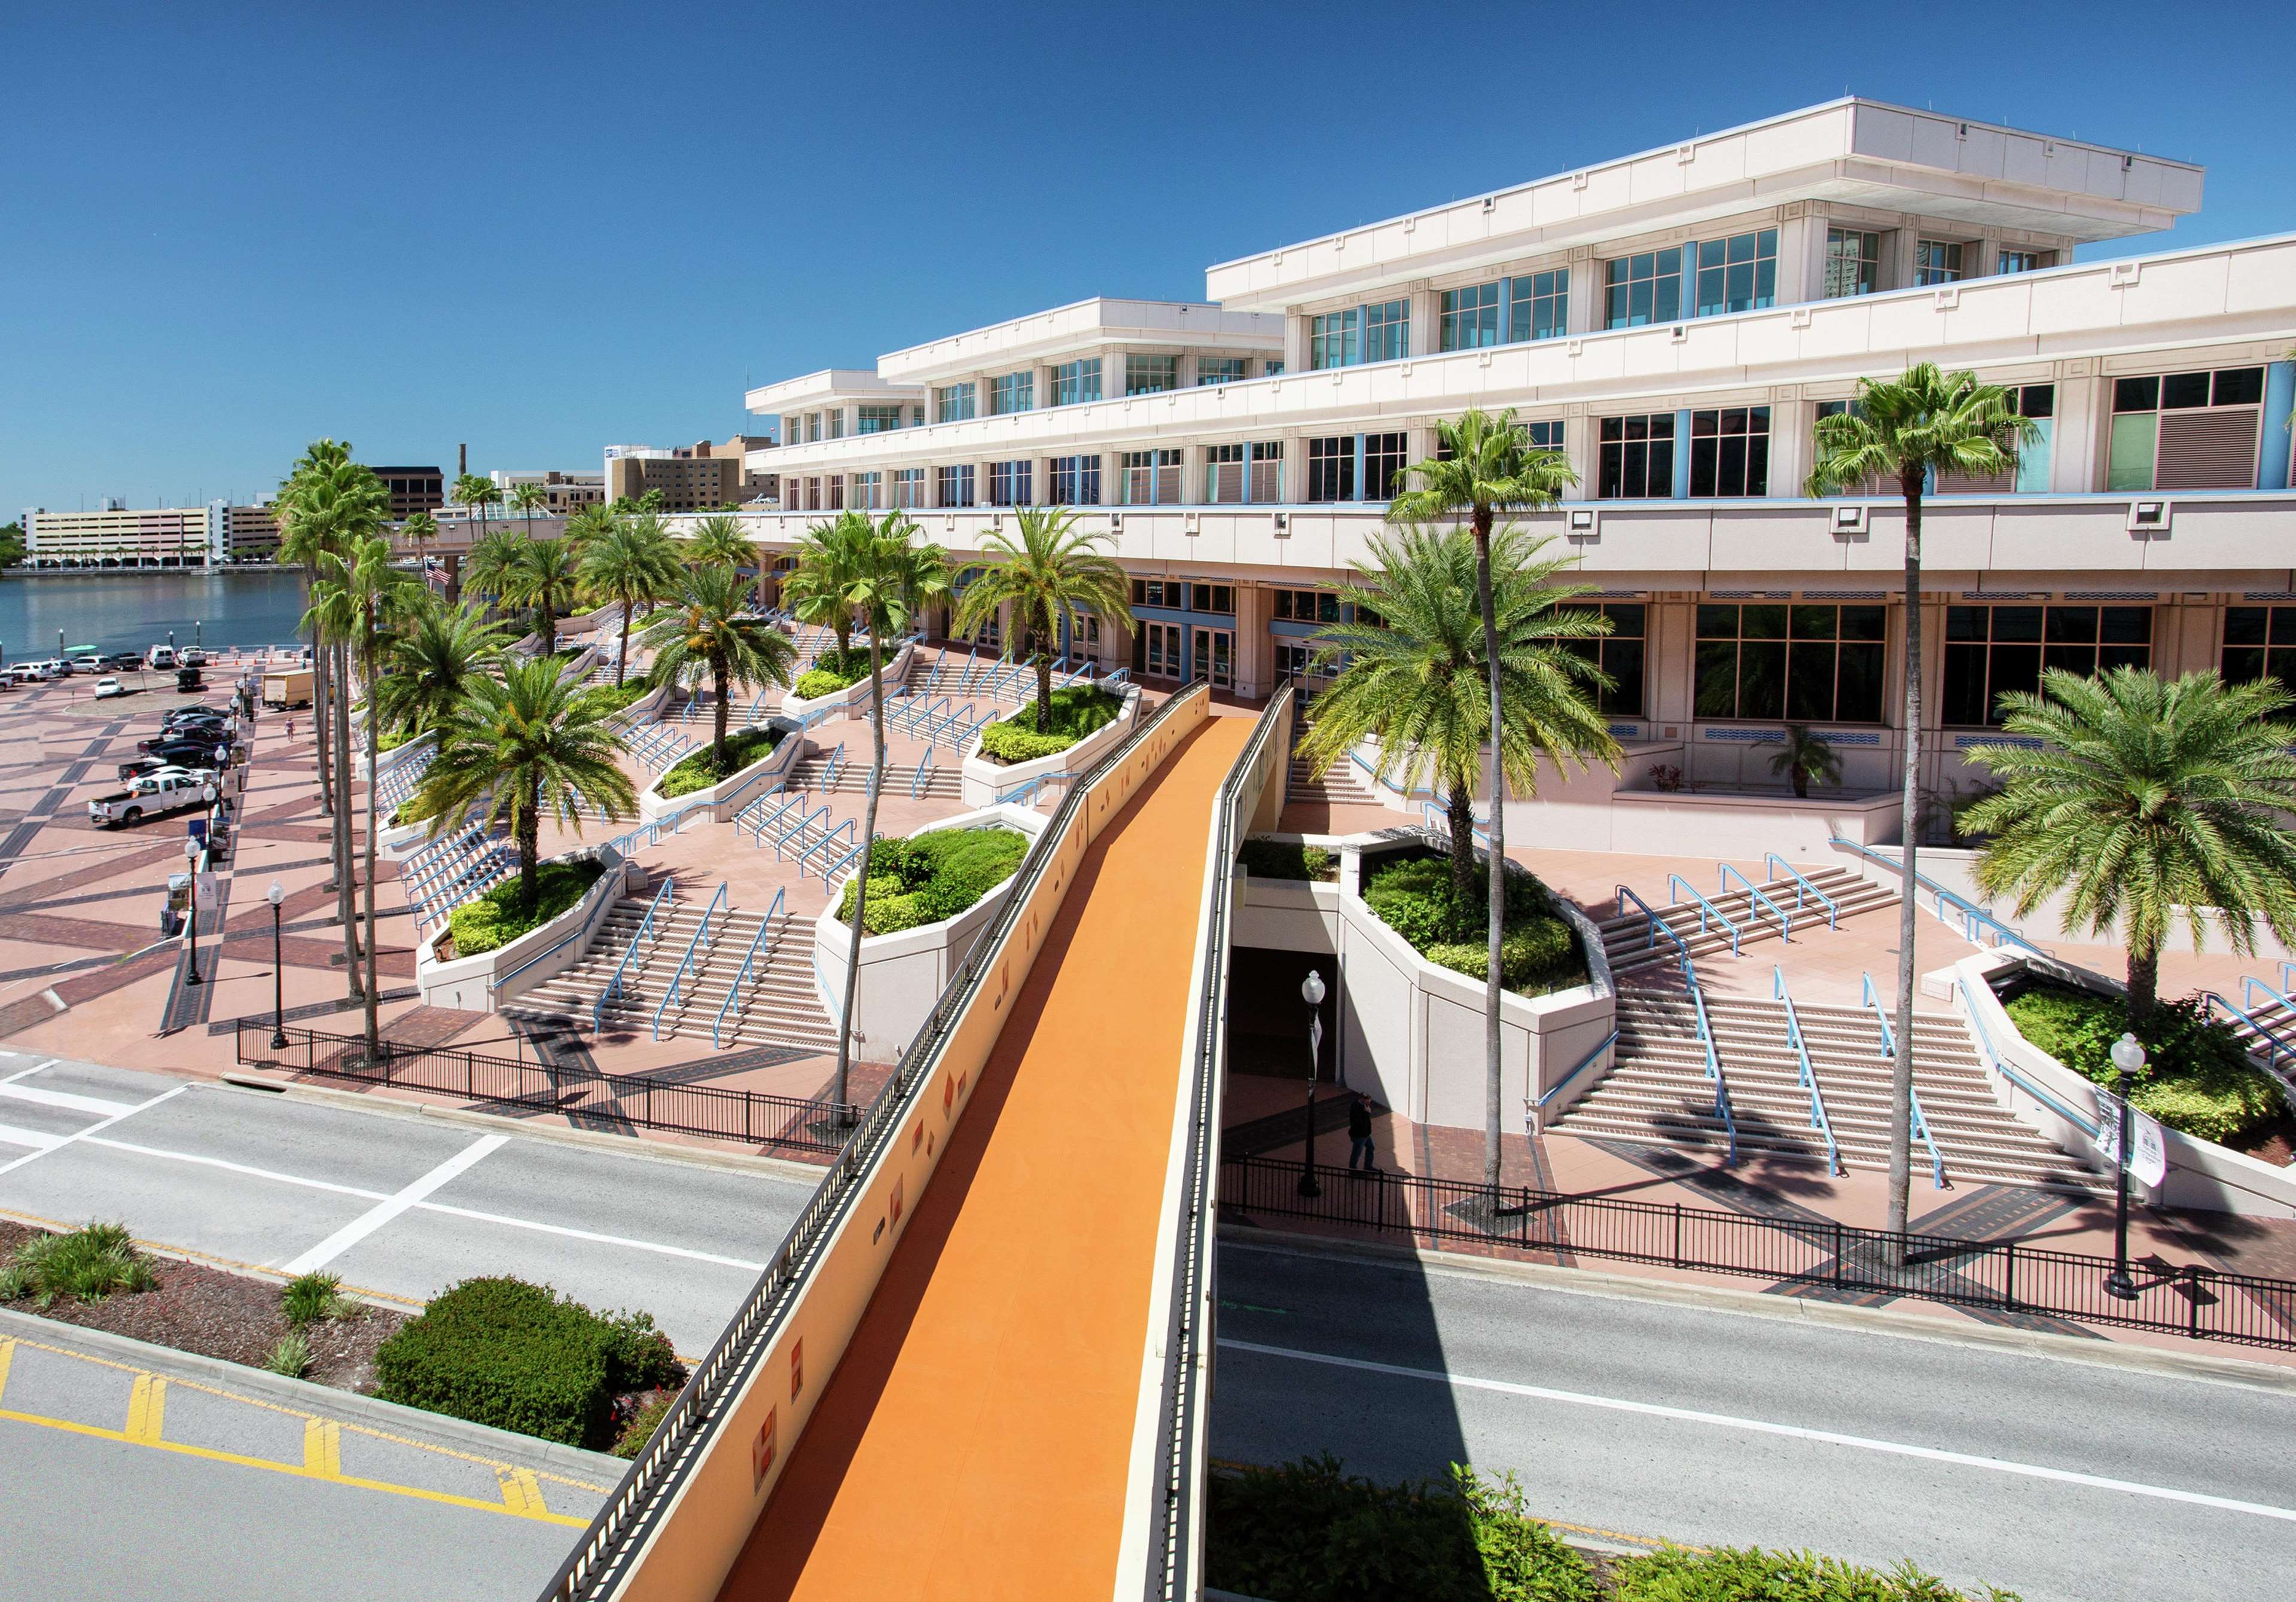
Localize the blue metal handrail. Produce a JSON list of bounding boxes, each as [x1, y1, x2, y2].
[[773, 803, 831, 862], [1719, 862, 1792, 944], [1681, 952, 1737, 1165], [1615, 882, 1691, 958], [1959, 981, 2102, 1141], [712, 887, 785, 1048], [1773, 966, 1841, 1174], [910, 747, 937, 800], [798, 819, 856, 879], [1764, 852, 1839, 929], [596, 876, 675, 1029], [1530, 1029, 1619, 1115], [2207, 990, 2296, 1069], [1862, 970, 1947, 1188], [1829, 836, 2043, 954], [652, 881, 727, 1039], [2282, 960, 2296, 996], [1666, 872, 1743, 955], [1419, 798, 1490, 846]]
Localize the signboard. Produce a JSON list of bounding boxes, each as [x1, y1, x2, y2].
[[194, 872, 221, 904], [2092, 1089, 2169, 1189]]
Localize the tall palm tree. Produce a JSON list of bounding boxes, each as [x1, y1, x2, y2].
[[1960, 667, 2296, 1028], [633, 565, 797, 776], [687, 512, 759, 576], [275, 441, 353, 823], [310, 533, 421, 1058], [1388, 408, 1580, 1195], [371, 596, 510, 742], [821, 513, 951, 1113], [781, 512, 870, 663], [453, 473, 496, 543], [952, 507, 1132, 731], [564, 504, 621, 558], [401, 511, 440, 588], [408, 658, 638, 915], [578, 514, 680, 686], [1806, 364, 2038, 1241], [463, 526, 526, 613], [510, 537, 583, 658], [1296, 531, 1616, 1178], [510, 482, 548, 542]]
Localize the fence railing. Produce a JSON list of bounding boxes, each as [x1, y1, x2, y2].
[[235, 1022, 855, 1152], [1218, 1154, 2296, 1351]]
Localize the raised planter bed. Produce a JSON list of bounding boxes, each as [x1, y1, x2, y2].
[[637, 719, 804, 825], [959, 681, 1138, 807], [778, 638, 914, 722], [416, 847, 638, 1012]]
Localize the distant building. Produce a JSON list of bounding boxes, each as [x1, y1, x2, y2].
[[372, 466, 444, 520], [604, 438, 776, 513], [19, 500, 220, 569], [224, 502, 281, 563], [489, 469, 605, 515]]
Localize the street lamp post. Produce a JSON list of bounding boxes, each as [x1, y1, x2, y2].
[[267, 880, 288, 1049], [2105, 1031, 2145, 1301], [1297, 968, 1327, 1198], [182, 835, 203, 985]]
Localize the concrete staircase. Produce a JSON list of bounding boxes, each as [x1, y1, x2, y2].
[[1598, 864, 1895, 978], [2205, 981, 2296, 1108], [512, 896, 837, 1052], [1286, 756, 1380, 808], [1550, 989, 2106, 1194], [787, 756, 963, 802]]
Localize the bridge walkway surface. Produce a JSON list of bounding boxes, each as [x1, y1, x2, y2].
[[715, 712, 1253, 1602]]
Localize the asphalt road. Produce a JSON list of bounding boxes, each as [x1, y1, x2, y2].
[[1209, 1237, 2296, 1602]]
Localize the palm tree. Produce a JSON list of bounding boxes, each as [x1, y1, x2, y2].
[[463, 526, 526, 613], [408, 658, 638, 915], [310, 533, 420, 1058], [371, 596, 510, 742], [564, 504, 620, 557], [452, 473, 496, 542], [633, 565, 797, 776], [578, 514, 680, 686], [401, 511, 440, 588], [1387, 409, 1580, 1196], [275, 441, 353, 823], [637, 488, 666, 516], [1769, 725, 1843, 800], [510, 537, 583, 658], [510, 482, 548, 542], [819, 513, 951, 1114], [687, 514, 758, 576], [951, 507, 1132, 731], [781, 513, 870, 663], [1805, 364, 2038, 1241], [1960, 668, 2296, 1028]]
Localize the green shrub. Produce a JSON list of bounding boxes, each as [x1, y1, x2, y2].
[[977, 685, 1123, 765], [376, 727, 416, 753], [4, 1222, 155, 1308], [1609, 1545, 2018, 1601], [2004, 984, 2282, 1146], [612, 1389, 679, 1460], [1239, 840, 1335, 881], [282, 1269, 352, 1326], [833, 826, 1029, 934], [792, 648, 873, 701], [574, 679, 654, 716], [373, 1277, 685, 1450], [446, 859, 606, 957], [1361, 855, 1584, 996], [264, 1332, 313, 1379], [656, 728, 783, 798]]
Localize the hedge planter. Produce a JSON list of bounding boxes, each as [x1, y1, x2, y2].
[[812, 807, 1047, 1064], [637, 719, 804, 826], [416, 847, 639, 1012], [778, 638, 914, 722], [960, 682, 1138, 807]]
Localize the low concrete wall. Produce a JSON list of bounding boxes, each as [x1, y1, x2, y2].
[[414, 848, 638, 1012], [778, 639, 914, 721], [960, 682, 1141, 807], [812, 806, 1050, 1064], [638, 721, 804, 826]]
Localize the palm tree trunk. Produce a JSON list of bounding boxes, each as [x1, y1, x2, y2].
[[309, 561, 333, 820], [836, 631, 886, 1120], [1446, 780, 1478, 917], [362, 632, 382, 1061], [617, 596, 632, 688], [1472, 505, 1507, 1201], [2127, 945, 2160, 1032], [335, 639, 364, 1002], [1888, 470, 1925, 1254], [713, 655, 731, 772], [1035, 621, 1053, 733], [518, 779, 541, 913]]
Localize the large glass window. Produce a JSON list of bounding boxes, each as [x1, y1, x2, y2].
[[1309, 310, 1357, 370], [1914, 240, 1965, 286], [1597, 414, 1676, 499], [1270, 588, 1340, 623], [1565, 602, 1646, 716], [1604, 248, 1682, 328], [1196, 357, 1249, 385], [1130, 578, 1185, 608], [1051, 358, 1102, 407], [1361, 299, 1410, 362], [1190, 583, 1234, 615], [934, 383, 975, 423], [1439, 282, 1501, 351], [1509, 268, 1568, 342], [1118, 449, 1180, 505], [1362, 432, 1408, 501], [1936, 384, 2056, 494], [1689, 407, 1771, 498], [1306, 437, 1355, 503], [1249, 440, 1282, 502], [1205, 443, 1283, 503], [2223, 606, 2296, 698], [1524, 419, 1564, 451], [1696, 603, 1886, 723], [856, 404, 907, 434], [891, 468, 925, 508], [1824, 228, 1881, 298], [2108, 367, 2267, 492], [988, 371, 1033, 416], [988, 460, 1032, 506], [1694, 229, 1777, 316], [934, 465, 974, 507], [1997, 248, 2053, 274], [827, 411, 845, 440], [1942, 605, 2152, 725], [1126, 355, 1178, 395], [1047, 454, 1100, 506], [852, 471, 882, 510]]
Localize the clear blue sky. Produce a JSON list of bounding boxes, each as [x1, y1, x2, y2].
[[5, 1, 2291, 518]]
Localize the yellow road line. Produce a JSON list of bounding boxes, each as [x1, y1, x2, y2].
[[499, 1467, 548, 1519], [0, 1337, 13, 1405], [0, 1403, 589, 1527], [125, 1374, 167, 1442], [303, 1417, 341, 1476]]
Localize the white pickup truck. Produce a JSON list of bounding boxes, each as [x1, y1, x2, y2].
[[87, 770, 215, 828]]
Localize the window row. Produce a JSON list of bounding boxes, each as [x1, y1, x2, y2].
[[1437, 269, 1569, 352]]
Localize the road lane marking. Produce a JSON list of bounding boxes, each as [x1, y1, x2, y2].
[[0, 1081, 135, 1117], [125, 1374, 167, 1442], [0, 1084, 187, 1179], [304, 1417, 341, 1476], [80, 1136, 392, 1200], [0, 1122, 63, 1151], [0, 1059, 59, 1085], [413, 1201, 768, 1271], [499, 1466, 548, 1518], [1220, 1338, 2296, 1525], [280, 1134, 510, 1275], [0, 1338, 12, 1404]]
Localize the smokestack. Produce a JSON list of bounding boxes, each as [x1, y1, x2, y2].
[[458, 443, 467, 477]]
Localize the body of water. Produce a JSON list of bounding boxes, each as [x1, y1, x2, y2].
[[0, 570, 309, 658]]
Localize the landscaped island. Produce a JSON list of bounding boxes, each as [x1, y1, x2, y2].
[[835, 825, 1027, 935], [657, 727, 783, 799], [977, 685, 1123, 764], [791, 646, 873, 701], [1361, 850, 1585, 997], [443, 857, 606, 959]]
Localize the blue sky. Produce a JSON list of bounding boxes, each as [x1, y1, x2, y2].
[[5, 1, 2291, 518]]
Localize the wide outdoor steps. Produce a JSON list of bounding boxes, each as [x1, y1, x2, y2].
[[512, 898, 838, 1052], [2213, 988, 2296, 1100], [785, 758, 962, 801], [1550, 990, 2108, 1194], [1598, 864, 1894, 975], [1286, 756, 1379, 807]]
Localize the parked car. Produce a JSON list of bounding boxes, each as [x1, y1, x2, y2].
[[93, 677, 128, 699], [71, 655, 105, 676], [179, 648, 208, 668], [176, 667, 204, 693], [104, 651, 143, 672], [87, 770, 215, 828], [31, 660, 64, 681], [145, 646, 178, 670], [5, 665, 35, 685], [138, 736, 228, 767], [163, 707, 225, 730]]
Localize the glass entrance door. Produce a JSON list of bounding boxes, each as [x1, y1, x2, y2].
[[1191, 627, 1234, 688]]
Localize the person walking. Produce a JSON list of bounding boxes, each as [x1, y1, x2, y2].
[[1347, 1093, 1378, 1174]]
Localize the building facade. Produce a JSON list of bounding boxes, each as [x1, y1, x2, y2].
[[604, 438, 775, 512], [372, 466, 445, 520], [490, 468, 606, 514], [721, 100, 2294, 840], [19, 501, 222, 568]]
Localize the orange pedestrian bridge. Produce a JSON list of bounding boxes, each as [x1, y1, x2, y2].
[[539, 681, 1294, 1602]]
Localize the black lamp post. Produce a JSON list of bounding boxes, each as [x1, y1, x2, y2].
[[2104, 1030, 2145, 1301], [1297, 968, 1327, 1198], [182, 835, 203, 985], [267, 879, 288, 1049]]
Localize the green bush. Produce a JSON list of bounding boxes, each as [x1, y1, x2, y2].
[[833, 826, 1029, 935], [1361, 855, 1585, 995], [282, 1270, 352, 1326], [657, 727, 783, 799], [792, 648, 873, 701], [1205, 1454, 1596, 1602], [446, 859, 606, 957], [1239, 840, 1335, 881], [977, 685, 1123, 765], [2004, 983, 2282, 1146], [574, 679, 654, 716], [612, 1389, 679, 1460], [2, 1222, 155, 1309], [1609, 1545, 2018, 1601], [376, 727, 416, 753], [373, 1277, 685, 1450], [264, 1332, 313, 1379]]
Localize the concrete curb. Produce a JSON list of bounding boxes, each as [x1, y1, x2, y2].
[[1218, 1222, 2296, 1394], [0, 1303, 629, 1483]]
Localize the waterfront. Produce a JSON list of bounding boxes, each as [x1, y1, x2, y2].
[[0, 569, 306, 657]]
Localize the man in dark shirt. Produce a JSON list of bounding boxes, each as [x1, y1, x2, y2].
[[1347, 1093, 1377, 1173]]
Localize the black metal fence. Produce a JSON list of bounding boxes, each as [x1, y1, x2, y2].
[[236, 1021, 857, 1155], [1220, 1154, 2296, 1353]]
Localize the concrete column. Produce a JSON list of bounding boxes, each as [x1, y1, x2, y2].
[[1769, 399, 1808, 498], [1566, 249, 1601, 335], [1282, 318, 1307, 375]]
